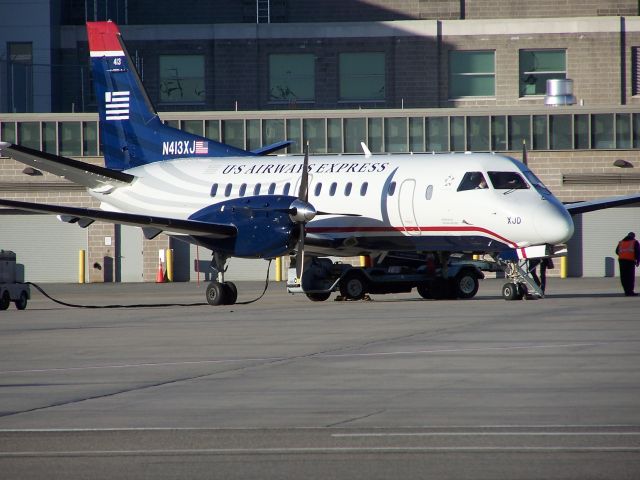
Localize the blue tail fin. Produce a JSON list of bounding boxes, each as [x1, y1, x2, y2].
[[87, 21, 252, 170]]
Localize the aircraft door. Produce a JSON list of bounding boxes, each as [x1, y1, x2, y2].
[[398, 179, 421, 236]]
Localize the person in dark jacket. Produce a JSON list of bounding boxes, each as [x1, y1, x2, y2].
[[615, 232, 640, 296]]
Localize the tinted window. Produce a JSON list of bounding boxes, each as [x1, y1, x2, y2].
[[210, 183, 218, 197], [487, 171, 529, 190], [239, 183, 247, 196], [268, 183, 276, 195], [314, 183, 322, 196], [254, 183, 261, 195], [224, 183, 232, 197], [329, 182, 337, 196], [344, 182, 352, 196], [283, 182, 291, 195], [360, 182, 368, 196], [457, 172, 489, 191]]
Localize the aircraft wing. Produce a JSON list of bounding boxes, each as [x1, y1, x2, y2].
[[565, 193, 640, 215], [0, 142, 134, 190], [0, 198, 237, 239]]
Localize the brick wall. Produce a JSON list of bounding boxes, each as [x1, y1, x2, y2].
[[465, 0, 638, 19], [441, 31, 628, 108], [107, 1, 639, 24], [521, 150, 640, 203]]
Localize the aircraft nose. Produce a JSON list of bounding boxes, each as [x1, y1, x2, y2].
[[534, 200, 574, 245]]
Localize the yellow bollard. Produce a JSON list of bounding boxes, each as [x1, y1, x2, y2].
[[275, 257, 282, 282], [359, 255, 372, 267], [78, 249, 86, 284], [560, 255, 568, 279], [166, 248, 174, 282]]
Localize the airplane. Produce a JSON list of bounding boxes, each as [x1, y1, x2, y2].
[[1, 20, 639, 305]]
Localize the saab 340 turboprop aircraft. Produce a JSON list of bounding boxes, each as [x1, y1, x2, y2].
[[1, 21, 639, 305]]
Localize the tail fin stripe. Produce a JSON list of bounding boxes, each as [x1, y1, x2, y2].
[[90, 50, 124, 57]]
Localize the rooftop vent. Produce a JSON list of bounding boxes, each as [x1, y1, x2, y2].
[[545, 79, 576, 106]]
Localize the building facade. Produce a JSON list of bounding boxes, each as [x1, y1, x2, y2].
[[1, 0, 639, 282]]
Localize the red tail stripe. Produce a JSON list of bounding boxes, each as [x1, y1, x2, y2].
[[87, 21, 122, 53]]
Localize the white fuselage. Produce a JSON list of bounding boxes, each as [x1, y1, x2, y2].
[[90, 152, 574, 255]]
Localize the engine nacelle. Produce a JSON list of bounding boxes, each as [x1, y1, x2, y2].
[[189, 195, 298, 258]]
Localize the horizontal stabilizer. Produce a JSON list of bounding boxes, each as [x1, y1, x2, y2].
[[0, 142, 134, 190], [0, 198, 237, 239], [251, 140, 293, 156], [565, 193, 640, 215]]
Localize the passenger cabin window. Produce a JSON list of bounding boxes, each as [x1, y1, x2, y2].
[[283, 182, 291, 195], [239, 183, 247, 196], [457, 172, 489, 191], [487, 171, 529, 190], [360, 182, 368, 196], [314, 182, 322, 196], [344, 182, 352, 196], [387, 181, 396, 196], [425, 185, 433, 200], [210, 183, 218, 197], [224, 183, 232, 197], [268, 183, 276, 195], [329, 182, 337, 196], [254, 184, 261, 195]]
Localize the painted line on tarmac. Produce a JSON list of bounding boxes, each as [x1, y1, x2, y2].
[[318, 343, 601, 359], [1, 424, 639, 433], [2, 446, 640, 457], [0, 343, 601, 375], [332, 432, 640, 437]]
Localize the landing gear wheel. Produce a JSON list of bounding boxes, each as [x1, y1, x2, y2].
[[339, 272, 367, 300], [223, 281, 238, 305], [417, 284, 430, 299], [306, 292, 331, 302], [0, 291, 10, 310], [501, 282, 521, 301], [206, 282, 226, 306], [453, 272, 479, 299], [429, 278, 448, 300], [14, 291, 28, 310]]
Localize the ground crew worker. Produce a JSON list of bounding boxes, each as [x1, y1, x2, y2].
[[615, 232, 640, 296]]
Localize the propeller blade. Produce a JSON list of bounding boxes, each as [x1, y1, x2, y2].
[[316, 211, 361, 217], [295, 222, 305, 280], [298, 141, 310, 202]]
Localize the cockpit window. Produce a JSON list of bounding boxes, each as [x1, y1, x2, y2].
[[523, 170, 551, 195], [457, 172, 489, 191], [487, 171, 529, 190]]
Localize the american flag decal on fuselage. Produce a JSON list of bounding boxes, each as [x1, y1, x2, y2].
[[105, 91, 130, 120], [195, 141, 208, 154]]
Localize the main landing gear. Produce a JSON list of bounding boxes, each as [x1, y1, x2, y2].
[[205, 252, 238, 306]]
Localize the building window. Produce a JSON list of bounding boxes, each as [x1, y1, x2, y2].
[[449, 51, 495, 98], [519, 49, 566, 97], [339, 52, 385, 101], [425, 117, 448, 152], [269, 54, 315, 103], [467, 117, 490, 151], [159, 55, 205, 104], [7, 42, 33, 112]]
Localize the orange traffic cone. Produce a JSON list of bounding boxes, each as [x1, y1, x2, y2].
[[156, 261, 165, 283]]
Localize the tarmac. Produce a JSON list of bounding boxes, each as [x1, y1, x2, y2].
[[1, 277, 639, 479]]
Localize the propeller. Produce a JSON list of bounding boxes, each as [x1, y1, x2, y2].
[[292, 142, 313, 280], [288, 141, 361, 281]]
